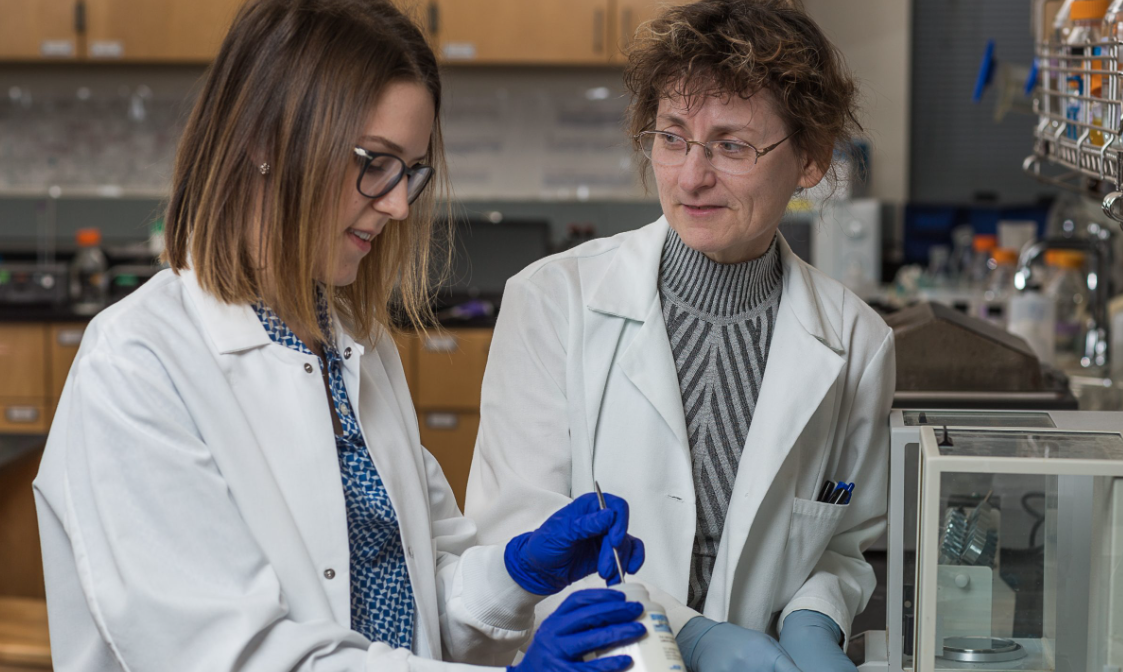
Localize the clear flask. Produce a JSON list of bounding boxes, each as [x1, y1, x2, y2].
[[1045, 249, 1089, 369], [588, 584, 685, 672], [70, 228, 109, 315], [975, 248, 1018, 328]]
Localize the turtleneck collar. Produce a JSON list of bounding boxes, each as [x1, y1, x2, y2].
[[658, 228, 782, 318]]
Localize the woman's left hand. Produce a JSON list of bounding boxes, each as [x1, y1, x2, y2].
[[779, 610, 857, 672], [503, 492, 645, 595]]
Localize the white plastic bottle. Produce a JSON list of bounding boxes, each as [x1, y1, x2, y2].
[[1008, 284, 1058, 365], [69, 227, 109, 316], [589, 585, 685, 672]]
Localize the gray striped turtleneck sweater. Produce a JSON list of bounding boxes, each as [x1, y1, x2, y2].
[[658, 228, 783, 611]]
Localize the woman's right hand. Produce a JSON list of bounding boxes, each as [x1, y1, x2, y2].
[[509, 589, 646, 672]]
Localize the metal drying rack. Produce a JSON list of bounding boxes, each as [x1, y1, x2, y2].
[[1026, 38, 1123, 228]]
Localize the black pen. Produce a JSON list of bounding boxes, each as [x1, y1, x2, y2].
[[817, 480, 835, 502]]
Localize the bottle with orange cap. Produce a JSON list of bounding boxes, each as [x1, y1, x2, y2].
[[70, 227, 109, 316], [1045, 249, 1090, 368]]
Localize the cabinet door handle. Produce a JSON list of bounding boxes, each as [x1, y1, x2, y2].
[[428, 2, 439, 36], [74, 0, 86, 34], [593, 9, 605, 54]]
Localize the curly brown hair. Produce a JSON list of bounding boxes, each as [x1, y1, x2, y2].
[[623, 0, 862, 188]]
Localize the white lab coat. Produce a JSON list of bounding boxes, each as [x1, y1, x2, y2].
[[466, 218, 894, 646], [34, 268, 540, 672]]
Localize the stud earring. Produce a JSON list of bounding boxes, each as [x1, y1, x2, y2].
[[258, 162, 271, 175]]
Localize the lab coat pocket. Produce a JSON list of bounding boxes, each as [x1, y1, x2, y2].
[[779, 497, 848, 599]]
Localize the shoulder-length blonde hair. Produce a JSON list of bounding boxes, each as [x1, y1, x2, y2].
[[165, 0, 448, 341]]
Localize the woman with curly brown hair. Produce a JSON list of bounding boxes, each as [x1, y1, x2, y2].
[[467, 2, 895, 672]]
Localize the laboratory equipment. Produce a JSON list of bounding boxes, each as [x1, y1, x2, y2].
[[854, 408, 1123, 672], [885, 302, 1077, 410], [1015, 222, 1114, 372]]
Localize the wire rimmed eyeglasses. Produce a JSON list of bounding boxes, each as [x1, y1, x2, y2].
[[635, 130, 797, 176], [353, 147, 434, 204]]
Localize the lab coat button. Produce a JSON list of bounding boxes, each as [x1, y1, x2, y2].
[[344, 347, 352, 359], [324, 568, 336, 580], [304, 363, 314, 374], [340, 405, 350, 417]]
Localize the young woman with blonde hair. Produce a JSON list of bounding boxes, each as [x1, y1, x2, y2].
[[34, 1, 644, 670]]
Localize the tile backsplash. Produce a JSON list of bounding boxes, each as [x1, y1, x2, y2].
[[0, 64, 651, 202]]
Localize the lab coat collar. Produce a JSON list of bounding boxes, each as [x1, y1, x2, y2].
[[179, 268, 273, 354], [586, 217, 846, 356], [179, 268, 369, 359]]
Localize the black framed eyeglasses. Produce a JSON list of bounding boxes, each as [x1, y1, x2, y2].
[[635, 129, 797, 175], [352, 147, 434, 203]]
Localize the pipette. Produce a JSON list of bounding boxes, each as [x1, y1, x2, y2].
[[593, 480, 626, 584]]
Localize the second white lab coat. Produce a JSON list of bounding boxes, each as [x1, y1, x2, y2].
[[34, 268, 539, 672], [466, 218, 895, 646]]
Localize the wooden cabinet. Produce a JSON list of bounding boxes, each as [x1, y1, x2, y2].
[[410, 328, 492, 509], [0, 0, 243, 63], [48, 324, 84, 404], [2, 0, 681, 65], [611, 0, 689, 62], [415, 329, 492, 410], [0, 0, 80, 60], [418, 411, 479, 508], [429, 0, 612, 64], [393, 331, 418, 404], [0, 596, 51, 671], [0, 327, 48, 435], [85, 0, 243, 61]]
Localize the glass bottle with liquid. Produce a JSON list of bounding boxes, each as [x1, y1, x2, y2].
[[70, 228, 109, 315], [1045, 249, 1090, 369]]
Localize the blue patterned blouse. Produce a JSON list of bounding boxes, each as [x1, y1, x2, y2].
[[253, 299, 416, 650]]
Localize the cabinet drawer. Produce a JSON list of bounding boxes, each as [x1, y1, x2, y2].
[[48, 323, 85, 401], [418, 412, 480, 509], [415, 329, 492, 410], [0, 401, 48, 435], [0, 596, 50, 670], [0, 327, 45, 399], [392, 331, 418, 403]]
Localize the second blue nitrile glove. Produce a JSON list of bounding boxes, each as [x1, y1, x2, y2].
[[504, 492, 645, 595], [676, 616, 801, 672], [778, 610, 857, 672], [508, 589, 646, 672]]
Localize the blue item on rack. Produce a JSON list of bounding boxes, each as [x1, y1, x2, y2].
[[973, 40, 997, 103]]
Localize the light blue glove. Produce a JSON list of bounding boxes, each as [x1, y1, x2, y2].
[[676, 616, 802, 672], [778, 610, 856, 672], [508, 589, 647, 672], [505, 492, 645, 595]]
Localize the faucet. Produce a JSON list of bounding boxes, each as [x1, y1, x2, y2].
[[1014, 221, 1114, 371]]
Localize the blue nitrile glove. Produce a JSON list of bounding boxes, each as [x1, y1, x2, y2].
[[505, 492, 645, 595], [778, 610, 856, 672], [508, 589, 647, 672], [676, 616, 802, 672]]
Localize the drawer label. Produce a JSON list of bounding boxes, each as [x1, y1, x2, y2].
[[40, 40, 76, 58], [422, 335, 459, 353], [5, 406, 39, 423], [425, 413, 460, 430], [89, 41, 125, 59], [442, 43, 477, 60], [57, 328, 85, 346]]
